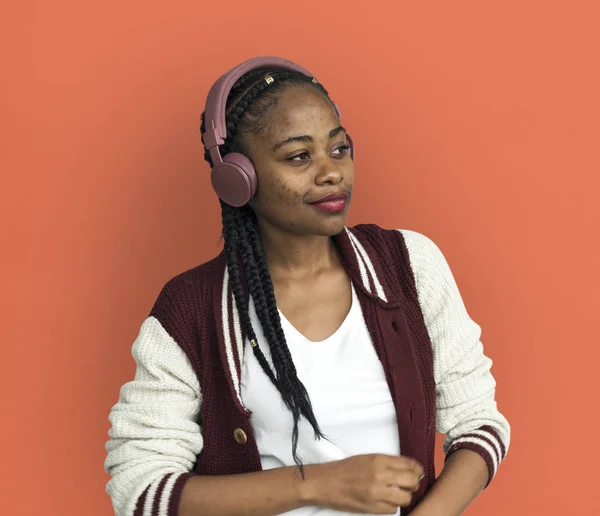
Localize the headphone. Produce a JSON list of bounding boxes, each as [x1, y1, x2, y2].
[[201, 56, 355, 207]]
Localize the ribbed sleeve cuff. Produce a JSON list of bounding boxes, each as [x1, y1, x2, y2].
[[133, 472, 195, 516], [445, 425, 507, 488]]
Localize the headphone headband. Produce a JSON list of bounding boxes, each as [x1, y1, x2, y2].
[[202, 56, 315, 152]]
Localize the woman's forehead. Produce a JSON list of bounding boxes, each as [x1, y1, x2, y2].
[[264, 87, 338, 137]]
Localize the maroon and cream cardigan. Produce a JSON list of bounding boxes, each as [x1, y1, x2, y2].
[[105, 224, 510, 516]]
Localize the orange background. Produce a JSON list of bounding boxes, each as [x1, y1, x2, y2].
[[2, 1, 599, 514]]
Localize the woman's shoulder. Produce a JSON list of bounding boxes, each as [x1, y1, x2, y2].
[[348, 223, 452, 295], [147, 252, 226, 336], [156, 252, 225, 300], [348, 223, 442, 263]]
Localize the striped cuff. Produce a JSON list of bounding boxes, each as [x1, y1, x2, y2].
[[445, 425, 507, 488], [133, 472, 195, 516]]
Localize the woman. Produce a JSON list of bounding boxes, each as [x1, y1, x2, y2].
[[105, 56, 510, 516]]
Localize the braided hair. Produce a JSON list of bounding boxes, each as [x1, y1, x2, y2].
[[200, 66, 336, 477]]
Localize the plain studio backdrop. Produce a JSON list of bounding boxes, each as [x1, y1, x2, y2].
[[1, 1, 599, 514]]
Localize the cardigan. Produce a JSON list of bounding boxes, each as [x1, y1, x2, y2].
[[105, 224, 511, 516]]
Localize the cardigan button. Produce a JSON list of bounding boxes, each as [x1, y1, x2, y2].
[[391, 321, 399, 332], [233, 428, 248, 445]]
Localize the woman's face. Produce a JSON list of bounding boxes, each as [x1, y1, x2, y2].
[[245, 85, 354, 238]]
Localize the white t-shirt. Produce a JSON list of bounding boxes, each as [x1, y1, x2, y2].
[[240, 283, 401, 516]]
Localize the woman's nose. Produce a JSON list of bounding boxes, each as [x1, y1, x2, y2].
[[314, 156, 343, 185]]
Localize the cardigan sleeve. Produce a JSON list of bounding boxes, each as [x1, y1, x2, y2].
[[399, 229, 511, 487], [104, 316, 203, 516]]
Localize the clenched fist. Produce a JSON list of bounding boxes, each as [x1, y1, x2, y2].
[[303, 454, 425, 514]]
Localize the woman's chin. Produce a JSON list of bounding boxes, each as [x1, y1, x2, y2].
[[313, 215, 349, 236]]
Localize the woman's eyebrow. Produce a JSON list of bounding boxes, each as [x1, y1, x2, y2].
[[271, 126, 347, 152]]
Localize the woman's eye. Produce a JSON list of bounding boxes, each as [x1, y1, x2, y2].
[[333, 144, 350, 155], [287, 145, 349, 161], [288, 152, 310, 161]]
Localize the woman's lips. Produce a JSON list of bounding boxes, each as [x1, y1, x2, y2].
[[311, 199, 347, 213], [308, 193, 349, 213]]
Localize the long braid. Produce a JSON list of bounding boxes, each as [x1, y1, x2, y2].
[[200, 67, 333, 476], [242, 214, 325, 439], [220, 203, 280, 387]]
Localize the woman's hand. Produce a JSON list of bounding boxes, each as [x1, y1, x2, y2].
[[303, 454, 424, 514]]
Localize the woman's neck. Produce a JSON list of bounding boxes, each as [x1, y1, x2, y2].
[[258, 223, 342, 281]]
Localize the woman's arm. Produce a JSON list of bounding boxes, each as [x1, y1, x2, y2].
[[400, 230, 511, 511], [105, 316, 203, 516], [410, 449, 488, 516], [180, 466, 315, 516], [105, 316, 319, 516]]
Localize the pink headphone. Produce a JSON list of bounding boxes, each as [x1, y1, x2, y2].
[[201, 56, 355, 207]]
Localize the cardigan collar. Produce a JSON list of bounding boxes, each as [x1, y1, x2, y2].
[[332, 226, 398, 305]]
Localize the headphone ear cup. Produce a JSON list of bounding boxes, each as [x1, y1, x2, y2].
[[210, 152, 257, 207]]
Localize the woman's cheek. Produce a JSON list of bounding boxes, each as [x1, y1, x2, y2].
[[271, 178, 302, 207]]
